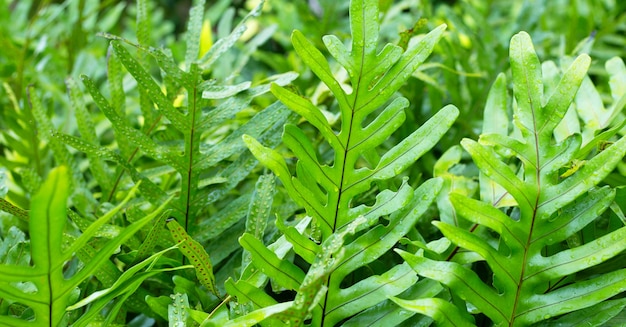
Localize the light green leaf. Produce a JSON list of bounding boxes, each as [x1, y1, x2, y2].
[[242, 174, 275, 269], [541, 54, 590, 138], [509, 31, 543, 140], [519, 268, 626, 325], [239, 233, 305, 291], [201, 302, 292, 327], [540, 298, 626, 327], [184, 0, 206, 65], [390, 297, 476, 327], [418, 31, 626, 326], [67, 244, 181, 310], [398, 250, 507, 322], [169, 293, 191, 327], [202, 81, 252, 99], [461, 138, 532, 211], [326, 263, 418, 324], [241, 0, 454, 325], [372, 105, 458, 182]]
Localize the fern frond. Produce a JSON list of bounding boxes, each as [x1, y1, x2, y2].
[[240, 0, 456, 325], [49, 1, 295, 322], [399, 31, 626, 326]]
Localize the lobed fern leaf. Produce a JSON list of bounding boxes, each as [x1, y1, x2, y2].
[[47, 1, 298, 322], [0, 166, 170, 326], [397, 31, 626, 326], [55, 0, 292, 258], [0, 83, 44, 209], [239, 0, 457, 325], [69, 3, 291, 232]]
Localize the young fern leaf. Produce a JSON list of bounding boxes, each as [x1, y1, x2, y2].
[[398, 32, 626, 326], [241, 0, 456, 325]]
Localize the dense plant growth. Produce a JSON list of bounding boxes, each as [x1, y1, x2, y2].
[[1, 0, 625, 326]]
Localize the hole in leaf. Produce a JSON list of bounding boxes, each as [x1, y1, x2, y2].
[[7, 301, 34, 320]]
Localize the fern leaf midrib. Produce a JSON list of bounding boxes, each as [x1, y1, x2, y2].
[[44, 182, 55, 326], [183, 85, 199, 232], [321, 5, 369, 323], [319, 70, 359, 327], [445, 224, 479, 262], [510, 58, 543, 326]]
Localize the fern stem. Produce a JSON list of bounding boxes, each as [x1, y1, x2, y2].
[[445, 223, 479, 262], [183, 85, 199, 232], [509, 81, 544, 324], [203, 295, 231, 324]]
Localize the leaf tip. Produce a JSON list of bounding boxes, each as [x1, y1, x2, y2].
[[576, 52, 592, 68], [442, 104, 460, 119], [242, 134, 255, 144], [459, 138, 477, 150]]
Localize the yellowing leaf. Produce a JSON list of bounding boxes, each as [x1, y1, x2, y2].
[[199, 19, 213, 58]]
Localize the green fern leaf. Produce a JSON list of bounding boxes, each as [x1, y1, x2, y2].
[[184, 0, 206, 65], [71, 267, 189, 327], [75, 35, 293, 235], [167, 219, 219, 297], [54, 4, 294, 296], [169, 293, 191, 327], [0, 199, 28, 222], [0, 227, 29, 266], [242, 174, 275, 270], [0, 166, 169, 326], [66, 77, 113, 197], [0, 83, 44, 207], [240, 0, 456, 325], [399, 31, 626, 326], [64, 232, 154, 316], [390, 297, 474, 327], [539, 298, 626, 326]]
